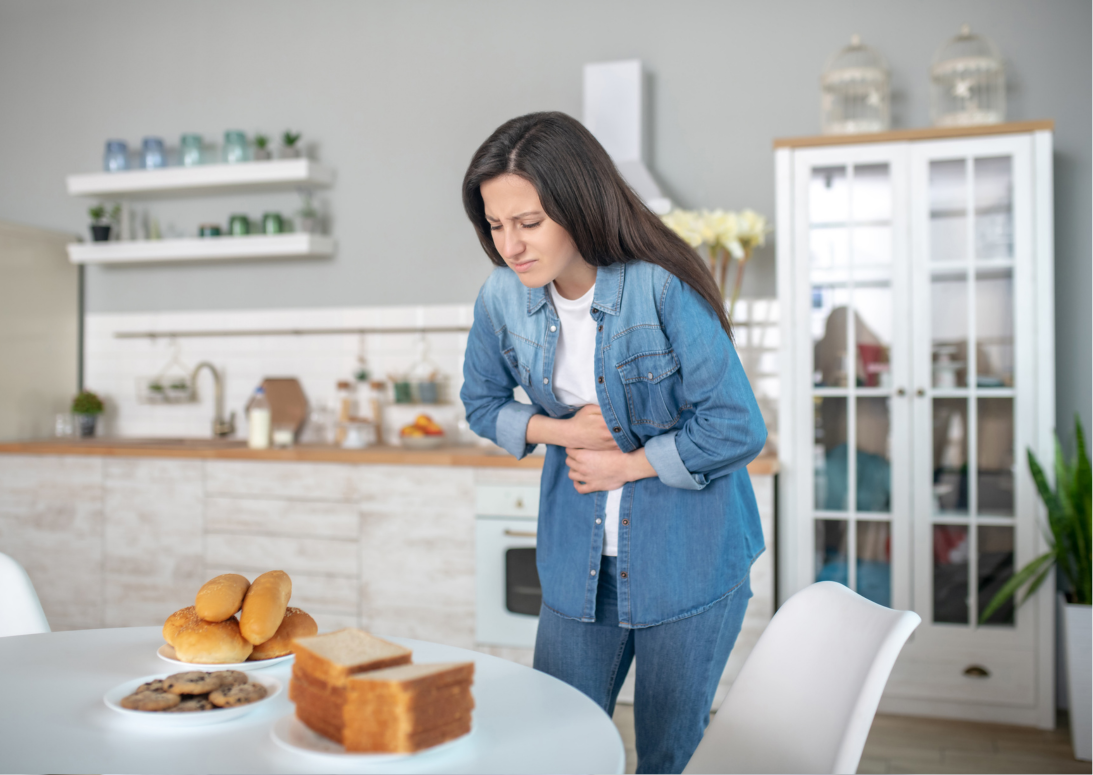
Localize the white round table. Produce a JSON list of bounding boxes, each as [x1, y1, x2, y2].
[[0, 627, 625, 774]]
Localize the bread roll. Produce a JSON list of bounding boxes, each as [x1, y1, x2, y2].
[[172, 616, 254, 663], [195, 573, 250, 622], [163, 605, 200, 647], [251, 607, 318, 660], [239, 570, 292, 645]]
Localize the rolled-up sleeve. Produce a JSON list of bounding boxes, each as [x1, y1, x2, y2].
[[649, 277, 767, 490], [460, 290, 541, 460]]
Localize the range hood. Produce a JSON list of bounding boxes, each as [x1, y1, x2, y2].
[[582, 59, 672, 215]]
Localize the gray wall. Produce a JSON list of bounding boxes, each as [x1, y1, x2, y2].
[[0, 0, 1088, 439]]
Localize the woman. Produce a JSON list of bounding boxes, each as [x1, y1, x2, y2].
[[460, 112, 766, 774]]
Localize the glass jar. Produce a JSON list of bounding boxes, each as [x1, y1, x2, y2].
[[179, 133, 203, 166], [228, 214, 250, 236], [103, 140, 129, 172], [223, 130, 248, 163], [262, 212, 283, 234], [141, 137, 166, 169]]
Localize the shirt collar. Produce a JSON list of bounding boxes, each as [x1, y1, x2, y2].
[[525, 262, 625, 316]]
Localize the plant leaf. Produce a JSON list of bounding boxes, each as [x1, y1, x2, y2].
[[978, 551, 1055, 624], [1021, 563, 1054, 605]]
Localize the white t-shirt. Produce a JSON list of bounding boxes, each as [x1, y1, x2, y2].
[[548, 280, 622, 557]]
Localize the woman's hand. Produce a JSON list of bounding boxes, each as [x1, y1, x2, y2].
[[566, 447, 657, 494], [527, 404, 617, 450]]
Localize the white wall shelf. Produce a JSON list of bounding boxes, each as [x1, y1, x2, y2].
[[67, 234, 335, 265], [66, 159, 335, 198]]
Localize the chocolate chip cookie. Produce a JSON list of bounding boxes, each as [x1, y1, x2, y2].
[[166, 695, 216, 712], [163, 671, 223, 695], [120, 690, 181, 711], [210, 670, 247, 688], [208, 682, 267, 707]]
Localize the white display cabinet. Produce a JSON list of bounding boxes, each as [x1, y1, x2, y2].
[[775, 121, 1056, 727]]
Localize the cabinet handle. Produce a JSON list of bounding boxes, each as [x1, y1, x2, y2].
[[504, 529, 537, 538], [963, 665, 990, 678], [916, 387, 926, 397], [515, 497, 524, 509], [896, 387, 907, 397]]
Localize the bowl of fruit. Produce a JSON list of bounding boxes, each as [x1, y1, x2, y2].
[[400, 414, 445, 449]]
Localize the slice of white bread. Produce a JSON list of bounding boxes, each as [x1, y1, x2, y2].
[[290, 628, 412, 687]]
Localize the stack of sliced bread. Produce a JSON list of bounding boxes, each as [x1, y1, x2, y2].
[[289, 628, 475, 753]]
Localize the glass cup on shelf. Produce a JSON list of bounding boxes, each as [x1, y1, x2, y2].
[[54, 413, 74, 438], [103, 140, 128, 172], [228, 214, 250, 236], [222, 130, 248, 163], [179, 133, 203, 167], [141, 137, 166, 169], [262, 212, 283, 234]]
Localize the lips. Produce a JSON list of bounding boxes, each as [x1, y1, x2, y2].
[[510, 259, 537, 274]]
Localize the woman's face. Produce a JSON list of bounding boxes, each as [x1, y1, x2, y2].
[[480, 174, 590, 292]]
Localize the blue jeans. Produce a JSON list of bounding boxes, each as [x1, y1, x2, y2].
[[534, 556, 752, 774]]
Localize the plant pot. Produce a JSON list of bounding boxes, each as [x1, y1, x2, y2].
[[278, 146, 301, 159], [75, 413, 97, 438], [253, 147, 271, 161], [1062, 596, 1092, 760], [90, 224, 111, 242], [298, 215, 319, 235]]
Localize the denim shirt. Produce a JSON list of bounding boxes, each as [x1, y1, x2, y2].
[[461, 261, 767, 628]]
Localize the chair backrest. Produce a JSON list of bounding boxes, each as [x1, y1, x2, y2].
[[0, 552, 51, 637], [684, 581, 920, 774]]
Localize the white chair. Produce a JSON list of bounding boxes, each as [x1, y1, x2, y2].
[[684, 581, 920, 775], [0, 551, 51, 636]]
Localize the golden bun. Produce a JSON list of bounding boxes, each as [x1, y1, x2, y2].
[[240, 570, 293, 645], [163, 606, 200, 647], [172, 616, 254, 664], [195, 574, 250, 622], [250, 607, 318, 660]]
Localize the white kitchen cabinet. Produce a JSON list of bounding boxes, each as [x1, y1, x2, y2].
[[775, 122, 1056, 727]]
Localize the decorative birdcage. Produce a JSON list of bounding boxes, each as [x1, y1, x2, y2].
[[821, 34, 891, 135], [930, 24, 1005, 127]]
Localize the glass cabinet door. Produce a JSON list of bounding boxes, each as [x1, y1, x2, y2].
[[912, 135, 1033, 636], [797, 149, 910, 610]]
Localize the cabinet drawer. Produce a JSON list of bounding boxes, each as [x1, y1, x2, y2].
[[475, 484, 539, 518], [885, 648, 1036, 707]]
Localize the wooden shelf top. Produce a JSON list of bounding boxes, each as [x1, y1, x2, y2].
[[0, 439, 779, 474], [773, 120, 1054, 149]]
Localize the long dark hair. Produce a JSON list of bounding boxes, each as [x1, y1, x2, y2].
[[462, 111, 732, 339]]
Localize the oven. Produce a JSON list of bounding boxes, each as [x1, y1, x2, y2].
[[475, 483, 541, 648]]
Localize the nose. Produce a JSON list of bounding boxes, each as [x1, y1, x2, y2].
[[496, 226, 524, 260]]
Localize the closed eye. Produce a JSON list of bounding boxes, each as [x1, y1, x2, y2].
[[521, 222, 541, 229]]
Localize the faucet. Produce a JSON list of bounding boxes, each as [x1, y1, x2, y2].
[[191, 361, 236, 438]]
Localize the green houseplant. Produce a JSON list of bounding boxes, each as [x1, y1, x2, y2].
[[253, 133, 271, 161], [71, 390, 105, 438], [279, 130, 302, 159], [88, 203, 120, 242], [980, 416, 1091, 760]]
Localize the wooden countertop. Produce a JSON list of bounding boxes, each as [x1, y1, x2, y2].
[[0, 439, 779, 475]]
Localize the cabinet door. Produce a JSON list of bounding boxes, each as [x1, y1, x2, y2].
[[791, 144, 912, 612], [908, 135, 1038, 678]]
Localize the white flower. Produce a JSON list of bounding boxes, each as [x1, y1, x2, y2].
[[736, 209, 772, 254], [661, 209, 703, 248]]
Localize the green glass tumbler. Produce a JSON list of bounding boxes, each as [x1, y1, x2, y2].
[[228, 214, 250, 236], [262, 212, 283, 234]]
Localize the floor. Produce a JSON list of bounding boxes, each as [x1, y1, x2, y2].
[[611, 705, 1091, 774]]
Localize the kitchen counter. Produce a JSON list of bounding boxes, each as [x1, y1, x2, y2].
[[0, 439, 779, 474]]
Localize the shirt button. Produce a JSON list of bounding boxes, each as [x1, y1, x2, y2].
[[591, 308, 598, 314], [598, 325, 603, 332], [620, 571, 628, 579], [647, 372, 654, 379], [595, 518, 602, 525], [543, 378, 549, 385], [590, 569, 596, 576], [613, 426, 621, 433], [621, 519, 629, 526], [550, 325, 557, 332], [597, 376, 604, 384]]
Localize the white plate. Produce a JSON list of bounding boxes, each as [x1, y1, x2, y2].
[[103, 671, 282, 727], [270, 713, 473, 761], [157, 643, 293, 671]]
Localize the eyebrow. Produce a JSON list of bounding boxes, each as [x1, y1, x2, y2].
[[484, 210, 543, 222]]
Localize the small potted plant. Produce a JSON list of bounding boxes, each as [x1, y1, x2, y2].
[[253, 133, 271, 161], [297, 189, 320, 234], [279, 130, 302, 159], [88, 203, 120, 242], [71, 390, 105, 438]]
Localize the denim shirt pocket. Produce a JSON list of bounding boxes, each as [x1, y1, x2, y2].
[[502, 347, 532, 387], [617, 349, 687, 429]]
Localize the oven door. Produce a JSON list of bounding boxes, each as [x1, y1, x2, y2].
[[475, 515, 541, 648]]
